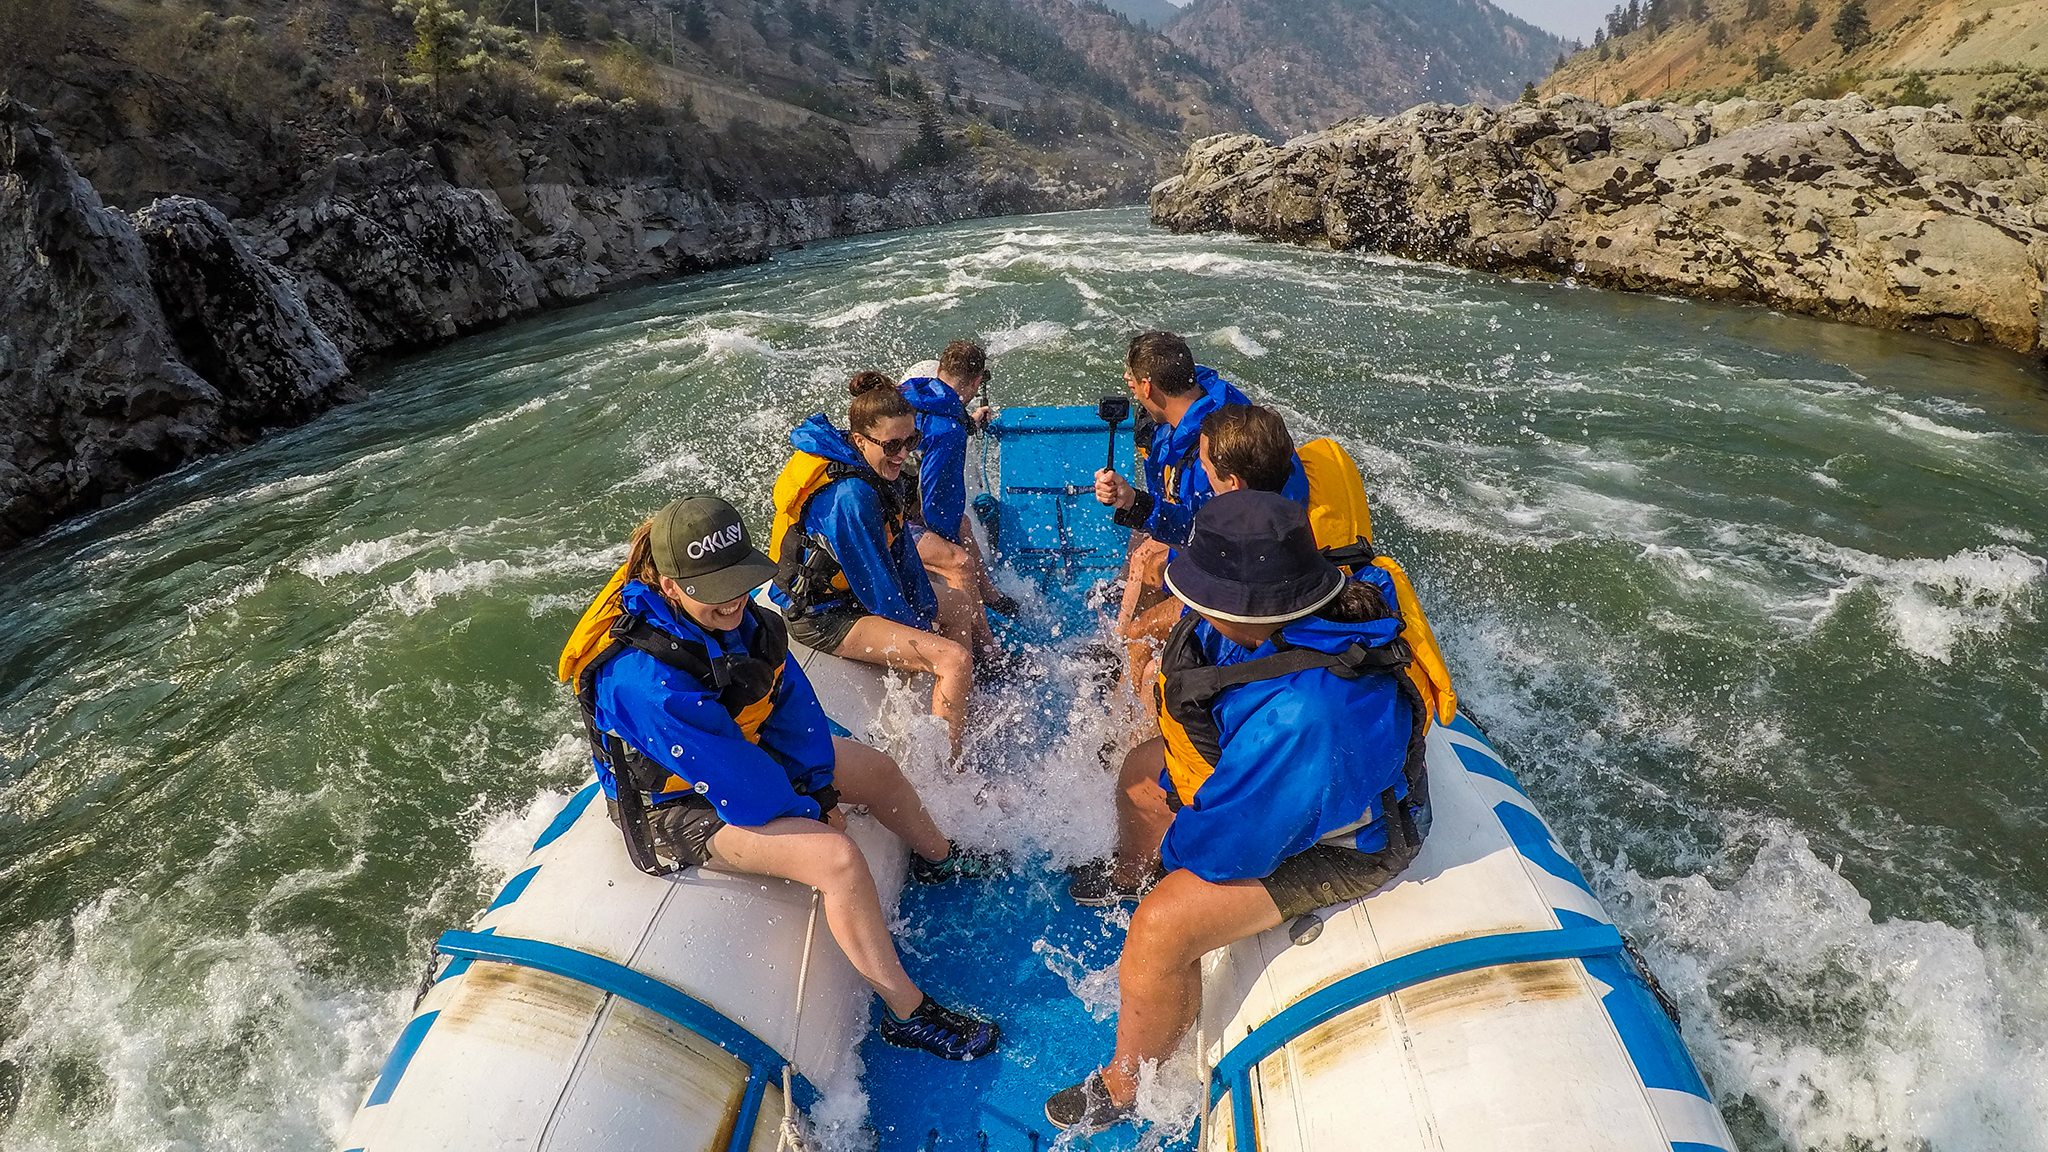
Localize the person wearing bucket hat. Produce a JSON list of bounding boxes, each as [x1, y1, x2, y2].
[[1046, 490, 1432, 1133], [556, 495, 1003, 1062]]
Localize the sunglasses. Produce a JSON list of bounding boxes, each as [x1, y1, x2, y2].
[[857, 430, 923, 456]]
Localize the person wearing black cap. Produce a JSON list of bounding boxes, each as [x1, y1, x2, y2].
[[1046, 491, 1430, 1132], [560, 495, 1002, 1062]]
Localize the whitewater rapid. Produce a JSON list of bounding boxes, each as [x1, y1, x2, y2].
[[0, 209, 2043, 1151]]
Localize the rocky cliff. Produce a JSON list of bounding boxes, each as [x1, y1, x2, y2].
[[0, 93, 1072, 550], [1152, 94, 2048, 354]]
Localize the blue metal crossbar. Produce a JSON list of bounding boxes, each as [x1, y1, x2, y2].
[[1208, 923, 1626, 1151], [434, 930, 818, 1152]]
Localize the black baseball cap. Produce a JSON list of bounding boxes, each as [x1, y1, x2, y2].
[[1164, 490, 1345, 625], [649, 495, 778, 604]]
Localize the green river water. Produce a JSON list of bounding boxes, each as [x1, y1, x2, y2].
[[1, 208, 2044, 1150]]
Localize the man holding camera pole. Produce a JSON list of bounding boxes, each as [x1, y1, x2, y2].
[[1094, 332, 1304, 681]]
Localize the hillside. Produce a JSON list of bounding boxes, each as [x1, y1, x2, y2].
[[1545, 0, 2048, 115], [1, 0, 1235, 221], [1014, 0, 1271, 139], [1166, 0, 1568, 135]]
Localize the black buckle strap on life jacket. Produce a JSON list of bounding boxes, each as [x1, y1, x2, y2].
[[1157, 612, 1430, 847], [1159, 434, 1203, 507], [773, 461, 905, 618], [1321, 537, 1379, 576], [571, 603, 789, 878]]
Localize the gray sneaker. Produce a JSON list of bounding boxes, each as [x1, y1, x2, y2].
[[1045, 1070, 1137, 1133]]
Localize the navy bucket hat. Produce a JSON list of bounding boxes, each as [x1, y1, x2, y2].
[[1163, 490, 1346, 625]]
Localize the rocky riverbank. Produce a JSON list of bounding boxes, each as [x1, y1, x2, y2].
[[1152, 94, 2048, 356], [0, 95, 1087, 550]]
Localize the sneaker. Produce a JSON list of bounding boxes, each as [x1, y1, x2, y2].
[[910, 841, 1006, 884], [877, 995, 1000, 1061], [985, 591, 1021, 617], [1066, 857, 1158, 906], [1045, 1070, 1137, 1133]]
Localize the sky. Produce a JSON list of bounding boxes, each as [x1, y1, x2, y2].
[[1488, 0, 1610, 41]]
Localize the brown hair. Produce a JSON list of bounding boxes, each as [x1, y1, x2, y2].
[[624, 518, 661, 588], [1126, 331, 1197, 397], [938, 340, 987, 383], [1201, 404, 1296, 493], [848, 370, 914, 433], [1318, 579, 1393, 624]]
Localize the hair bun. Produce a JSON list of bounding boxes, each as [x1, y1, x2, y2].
[[848, 370, 895, 397]]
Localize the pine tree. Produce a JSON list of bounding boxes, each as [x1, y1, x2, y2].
[[1794, 0, 1819, 31], [1832, 0, 1870, 49], [684, 0, 710, 43], [1520, 81, 1538, 103], [395, 0, 470, 101]]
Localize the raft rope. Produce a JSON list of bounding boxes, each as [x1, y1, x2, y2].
[[776, 889, 823, 1152]]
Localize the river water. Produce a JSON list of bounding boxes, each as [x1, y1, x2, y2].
[[1, 208, 2044, 1151]]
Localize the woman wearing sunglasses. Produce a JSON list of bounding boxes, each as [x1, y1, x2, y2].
[[769, 372, 989, 757]]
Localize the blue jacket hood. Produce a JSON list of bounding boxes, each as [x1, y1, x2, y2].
[[900, 378, 967, 423], [790, 413, 867, 468]]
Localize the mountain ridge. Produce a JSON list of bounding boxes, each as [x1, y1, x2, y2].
[[1166, 0, 1567, 135]]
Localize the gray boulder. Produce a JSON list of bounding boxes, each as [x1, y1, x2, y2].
[[1153, 94, 2048, 354]]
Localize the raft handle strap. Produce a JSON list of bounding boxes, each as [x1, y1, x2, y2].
[[434, 930, 818, 1152], [1208, 923, 1625, 1152]]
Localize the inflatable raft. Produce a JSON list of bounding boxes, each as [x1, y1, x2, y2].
[[342, 403, 1736, 1152]]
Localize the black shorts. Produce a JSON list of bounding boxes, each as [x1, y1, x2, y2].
[[609, 795, 726, 869], [1261, 840, 1419, 920], [1161, 781, 1424, 920], [786, 607, 867, 655]]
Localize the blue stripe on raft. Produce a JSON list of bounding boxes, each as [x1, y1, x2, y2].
[[434, 930, 820, 1112], [484, 866, 540, 913], [1209, 924, 1626, 1150], [438, 926, 495, 983], [1446, 711, 1492, 746], [1555, 910, 1714, 1100], [365, 1010, 439, 1107], [1453, 742, 1528, 796], [827, 716, 852, 738], [532, 783, 601, 851], [1494, 802, 1598, 897], [1674, 1143, 1732, 1152]]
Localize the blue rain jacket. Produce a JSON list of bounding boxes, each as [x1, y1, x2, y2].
[[1160, 568, 1416, 883], [1138, 367, 1308, 546], [900, 376, 972, 545], [590, 581, 837, 825], [767, 414, 938, 629]]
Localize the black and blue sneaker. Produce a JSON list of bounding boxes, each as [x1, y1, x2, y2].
[[910, 841, 1006, 884], [877, 995, 1001, 1061]]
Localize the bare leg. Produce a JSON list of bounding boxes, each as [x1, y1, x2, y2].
[[1113, 737, 1175, 887], [1100, 871, 1283, 1104], [933, 576, 995, 661], [829, 736, 950, 861], [1116, 537, 1173, 634], [706, 817, 926, 1019], [1122, 594, 1183, 695], [958, 516, 1006, 607], [835, 615, 972, 758], [917, 529, 975, 593]]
